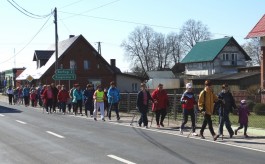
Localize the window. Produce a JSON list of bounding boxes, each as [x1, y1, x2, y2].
[[84, 60, 90, 70], [132, 83, 138, 92], [70, 60, 76, 69], [222, 53, 229, 60]]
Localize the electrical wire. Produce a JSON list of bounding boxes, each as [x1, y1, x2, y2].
[[0, 13, 53, 65], [7, 0, 52, 19]]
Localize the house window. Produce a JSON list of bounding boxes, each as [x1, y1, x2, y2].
[[84, 60, 90, 70], [223, 53, 229, 60], [70, 60, 76, 69], [132, 83, 138, 92], [231, 53, 237, 66]]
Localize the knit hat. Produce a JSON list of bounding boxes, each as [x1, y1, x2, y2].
[[186, 83, 192, 89], [241, 100, 246, 104]]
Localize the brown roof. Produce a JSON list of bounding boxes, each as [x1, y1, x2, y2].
[[246, 14, 265, 38]]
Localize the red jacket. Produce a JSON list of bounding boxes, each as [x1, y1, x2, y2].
[[151, 89, 169, 111], [57, 89, 70, 103]]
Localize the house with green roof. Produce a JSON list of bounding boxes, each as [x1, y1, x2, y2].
[[181, 37, 251, 76]]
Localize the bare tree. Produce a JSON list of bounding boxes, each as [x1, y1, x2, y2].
[[121, 26, 155, 74], [242, 38, 260, 66], [166, 32, 183, 63], [180, 19, 211, 53], [121, 26, 184, 74]]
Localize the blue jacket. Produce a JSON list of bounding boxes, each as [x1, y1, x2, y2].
[[22, 87, 30, 97], [107, 87, 120, 103]]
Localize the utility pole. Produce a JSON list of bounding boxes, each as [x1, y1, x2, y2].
[[97, 42, 101, 55], [54, 7, 58, 73]]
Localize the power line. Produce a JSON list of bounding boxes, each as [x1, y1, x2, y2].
[[7, 0, 52, 19], [60, 0, 86, 9], [0, 14, 53, 65]]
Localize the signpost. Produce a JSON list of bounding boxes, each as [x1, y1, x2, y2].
[[53, 69, 76, 80]]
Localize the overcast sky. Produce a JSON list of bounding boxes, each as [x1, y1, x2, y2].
[[1, 0, 264, 72]]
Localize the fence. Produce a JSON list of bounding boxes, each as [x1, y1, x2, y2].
[[119, 93, 265, 129]]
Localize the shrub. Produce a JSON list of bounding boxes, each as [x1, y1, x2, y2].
[[247, 101, 255, 112], [253, 103, 265, 115]]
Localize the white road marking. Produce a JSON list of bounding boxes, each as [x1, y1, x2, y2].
[[107, 154, 136, 164], [16, 120, 27, 124], [0, 114, 5, 117], [46, 131, 65, 139]]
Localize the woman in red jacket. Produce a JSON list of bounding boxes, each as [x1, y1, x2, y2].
[[57, 85, 70, 115], [151, 83, 169, 128]]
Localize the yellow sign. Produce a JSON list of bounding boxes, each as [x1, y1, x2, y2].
[[26, 75, 34, 82]]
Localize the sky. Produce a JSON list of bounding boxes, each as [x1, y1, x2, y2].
[[0, 0, 264, 72]]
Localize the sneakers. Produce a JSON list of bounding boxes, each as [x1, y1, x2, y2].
[[192, 133, 198, 136], [160, 122, 164, 127], [94, 118, 97, 121], [117, 116, 120, 121], [234, 129, 238, 135], [157, 125, 160, 128], [179, 129, 183, 135], [144, 126, 148, 129], [213, 134, 219, 141], [244, 134, 249, 138], [138, 123, 142, 127], [102, 118, 105, 121]]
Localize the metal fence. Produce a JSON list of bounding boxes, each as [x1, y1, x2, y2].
[[119, 93, 265, 129]]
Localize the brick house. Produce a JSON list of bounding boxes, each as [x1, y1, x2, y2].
[[17, 35, 142, 91]]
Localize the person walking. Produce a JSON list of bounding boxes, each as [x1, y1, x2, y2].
[[234, 100, 250, 138], [22, 84, 30, 107], [57, 85, 70, 115], [180, 83, 198, 136], [151, 83, 169, 128], [6, 86, 14, 105], [215, 84, 237, 140], [50, 83, 59, 113], [72, 84, 83, 116], [42, 85, 53, 114], [107, 81, 121, 120], [93, 85, 106, 121], [83, 84, 95, 117], [137, 83, 154, 128], [198, 80, 219, 140]]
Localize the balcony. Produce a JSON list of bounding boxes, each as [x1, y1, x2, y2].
[[221, 60, 245, 66]]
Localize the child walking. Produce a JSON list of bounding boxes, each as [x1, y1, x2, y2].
[[234, 100, 250, 138]]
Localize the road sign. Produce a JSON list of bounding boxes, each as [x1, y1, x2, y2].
[[26, 75, 34, 82], [52, 74, 76, 80], [55, 69, 75, 75]]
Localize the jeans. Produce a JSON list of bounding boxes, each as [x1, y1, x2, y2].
[[218, 113, 233, 135], [138, 105, 148, 126], [108, 102, 120, 119]]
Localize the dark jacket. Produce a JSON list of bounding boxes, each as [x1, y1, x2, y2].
[[217, 90, 237, 115], [137, 90, 153, 112]]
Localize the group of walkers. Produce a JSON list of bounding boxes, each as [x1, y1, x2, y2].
[[136, 80, 250, 141], [182, 80, 250, 140], [5, 81, 121, 121], [40, 81, 121, 121], [5, 79, 250, 141]]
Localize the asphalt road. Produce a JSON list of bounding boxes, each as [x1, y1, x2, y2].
[[0, 103, 265, 164]]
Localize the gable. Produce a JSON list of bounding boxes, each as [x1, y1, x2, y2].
[[246, 14, 265, 38], [181, 37, 250, 63], [33, 50, 54, 61], [181, 37, 231, 63]]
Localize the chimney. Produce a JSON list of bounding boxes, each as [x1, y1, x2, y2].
[[69, 35, 75, 38], [110, 59, 116, 69]]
